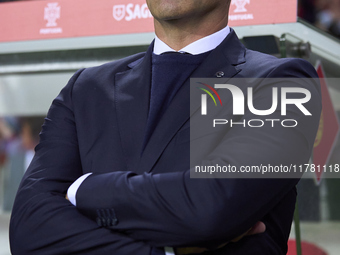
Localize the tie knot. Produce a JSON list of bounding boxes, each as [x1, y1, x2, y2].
[[160, 51, 192, 55]]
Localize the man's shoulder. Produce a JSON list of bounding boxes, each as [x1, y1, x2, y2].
[[62, 51, 147, 98], [86, 51, 146, 75], [68, 51, 147, 91], [242, 49, 318, 78]]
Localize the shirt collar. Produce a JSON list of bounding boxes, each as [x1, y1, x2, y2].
[[153, 25, 230, 55]]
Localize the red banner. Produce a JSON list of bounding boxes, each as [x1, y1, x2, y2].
[[0, 0, 297, 43], [313, 62, 340, 183]]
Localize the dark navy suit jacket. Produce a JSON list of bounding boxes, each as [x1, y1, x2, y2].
[[10, 30, 321, 254]]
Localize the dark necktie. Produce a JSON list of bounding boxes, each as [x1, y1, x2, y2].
[[141, 51, 210, 152]]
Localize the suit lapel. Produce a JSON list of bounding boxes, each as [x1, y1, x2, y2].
[[114, 43, 153, 172], [137, 30, 247, 174]]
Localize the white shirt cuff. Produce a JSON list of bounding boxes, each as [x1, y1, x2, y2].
[[67, 173, 92, 206], [164, 247, 175, 255]]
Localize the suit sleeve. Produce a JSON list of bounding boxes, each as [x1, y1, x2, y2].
[[9, 69, 163, 255], [74, 59, 322, 247]]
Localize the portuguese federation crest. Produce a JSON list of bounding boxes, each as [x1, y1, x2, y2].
[[231, 0, 250, 13], [44, 3, 60, 27]]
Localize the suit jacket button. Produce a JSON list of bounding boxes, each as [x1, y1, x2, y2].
[[215, 71, 225, 78]]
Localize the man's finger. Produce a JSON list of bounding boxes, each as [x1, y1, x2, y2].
[[177, 221, 267, 253], [246, 221, 266, 236], [175, 247, 207, 255], [231, 221, 266, 243]]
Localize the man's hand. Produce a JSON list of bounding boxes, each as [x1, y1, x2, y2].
[[175, 221, 266, 255], [230, 221, 266, 243], [65, 194, 69, 201]]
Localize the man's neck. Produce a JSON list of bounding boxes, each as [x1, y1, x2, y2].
[[154, 16, 228, 51]]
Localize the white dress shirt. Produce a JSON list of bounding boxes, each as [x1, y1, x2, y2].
[[67, 25, 231, 255], [153, 25, 230, 55]]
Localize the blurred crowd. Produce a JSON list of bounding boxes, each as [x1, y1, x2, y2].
[[299, 0, 340, 38], [0, 117, 43, 169], [0, 117, 44, 211]]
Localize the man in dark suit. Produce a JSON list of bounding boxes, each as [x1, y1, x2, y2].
[[10, 0, 321, 254]]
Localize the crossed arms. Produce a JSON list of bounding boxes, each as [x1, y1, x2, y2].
[[9, 59, 322, 254]]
